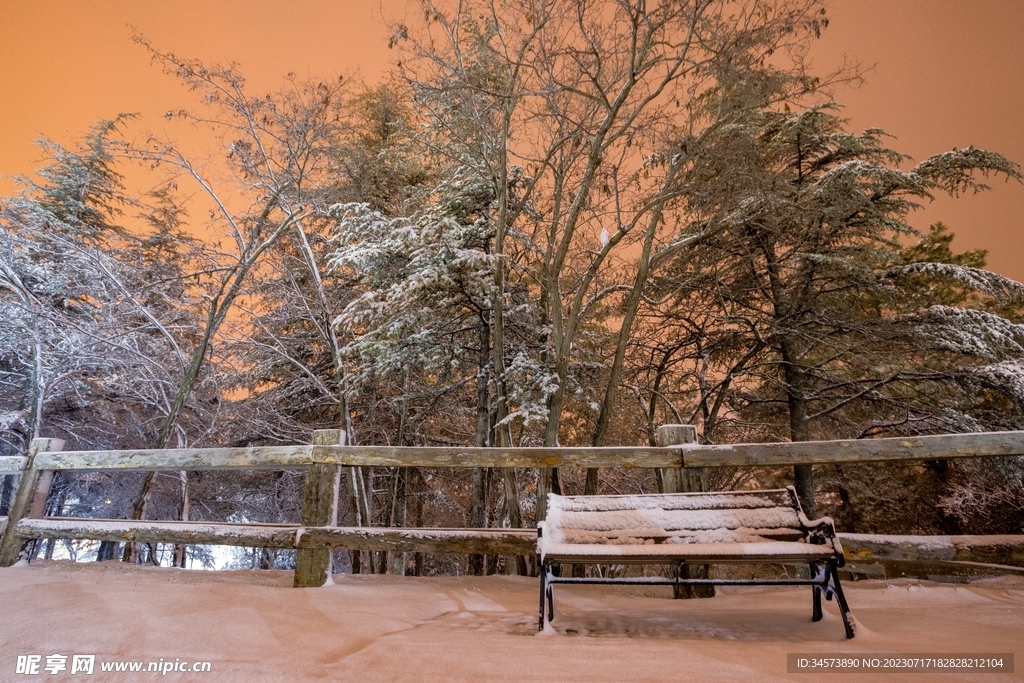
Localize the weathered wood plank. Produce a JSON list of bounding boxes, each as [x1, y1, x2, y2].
[[15, 518, 538, 555], [28, 445, 678, 471], [0, 438, 64, 566], [297, 527, 537, 555], [540, 543, 837, 564], [32, 445, 316, 471], [313, 445, 679, 468], [839, 533, 1024, 567], [16, 518, 299, 548], [683, 431, 1024, 467], [0, 456, 25, 475]]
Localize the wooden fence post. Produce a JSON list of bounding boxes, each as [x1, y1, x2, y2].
[[293, 430, 342, 587], [656, 424, 695, 493], [656, 425, 712, 598], [0, 438, 64, 567]]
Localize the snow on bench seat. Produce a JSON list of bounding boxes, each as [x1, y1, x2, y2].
[[538, 488, 834, 557]]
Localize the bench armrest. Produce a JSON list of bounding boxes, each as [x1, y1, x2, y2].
[[798, 511, 845, 566], [799, 513, 836, 538]]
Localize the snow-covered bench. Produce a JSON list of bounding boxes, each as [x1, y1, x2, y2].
[[536, 486, 855, 638]]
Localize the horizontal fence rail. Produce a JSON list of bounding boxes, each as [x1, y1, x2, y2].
[[29, 444, 679, 471], [0, 456, 25, 476], [32, 445, 317, 472], [682, 431, 1024, 468], [19, 430, 1024, 472], [15, 519, 538, 556], [841, 533, 1024, 568], [315, 445, 679, 468]]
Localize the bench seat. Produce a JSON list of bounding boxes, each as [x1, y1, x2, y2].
[[537, 486, 855, 638]]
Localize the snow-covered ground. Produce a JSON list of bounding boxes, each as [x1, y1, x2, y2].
[[1, 561, 1021, 682]]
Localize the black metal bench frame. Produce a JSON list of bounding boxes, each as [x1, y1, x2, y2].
[[536, 486, 855, 638]]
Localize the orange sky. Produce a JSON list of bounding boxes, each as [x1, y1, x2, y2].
[[1, 0, 1021, 279]]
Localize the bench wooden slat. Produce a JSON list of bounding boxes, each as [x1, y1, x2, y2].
[[551, 489, 794, 512], [554, 528, 806, 546], [551, 506, 803, 538], [541, 540, 838, 564]]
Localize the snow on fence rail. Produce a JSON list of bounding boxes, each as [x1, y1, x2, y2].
[[0, 456, 24, 476], [2, 428, 1024, 585], [845, 533, 1024, 563]]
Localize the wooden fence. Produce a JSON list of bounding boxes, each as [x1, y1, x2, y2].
[[2, 427, 1023, 586]]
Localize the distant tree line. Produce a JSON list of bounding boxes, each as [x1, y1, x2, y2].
[[1, 0, 1022, 573]]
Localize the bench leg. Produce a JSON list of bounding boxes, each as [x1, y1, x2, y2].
[[811, 563, 823, 622], [546, 570, 555, 623], [538, 561, 556, 630], [538, 562, 547, 631], [828, 561, 856, 639]]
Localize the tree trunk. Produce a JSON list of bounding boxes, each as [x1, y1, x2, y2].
[[501, 468, 528, 575], [390, 470, 407, 575], [27, 338, 44, 442], [928, 459, 963, 534], [363, 467, 383, 574], [381, 466, 409, 574], [468, 467, 487, 576], [409, 468, 425, 576], [835, 467, 861, 533], [784, 361, 815, 517], [95, 541, 120, 562], [173, 470, 189, 568], [0, 475, 13, 517], [469, 317, 491, 575], [490, 133, 527, 576], [537, 352, 567, 521], [762, 234, 816, 517], [42, 485, 66, 560], [587, 159, 681, 495]]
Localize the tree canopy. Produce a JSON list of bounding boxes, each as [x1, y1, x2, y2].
[[2, 0, 1022, 571]]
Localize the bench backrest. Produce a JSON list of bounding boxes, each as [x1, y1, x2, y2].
[[544, 487, 811, 545]]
